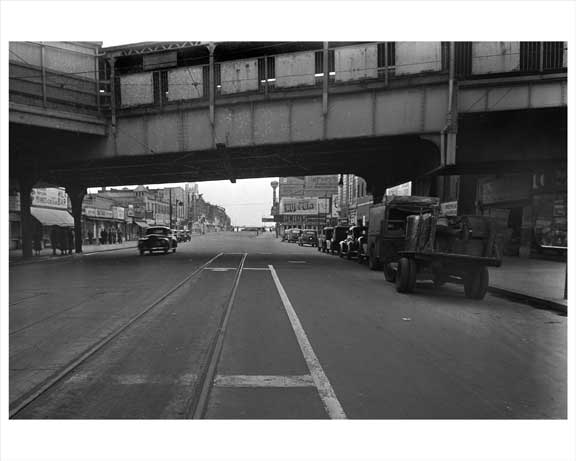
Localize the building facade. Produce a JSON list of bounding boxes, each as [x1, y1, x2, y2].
[[275, 175, 340, 235]]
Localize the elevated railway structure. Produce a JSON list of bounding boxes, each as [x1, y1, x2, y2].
[[9, 41, 567, 256]]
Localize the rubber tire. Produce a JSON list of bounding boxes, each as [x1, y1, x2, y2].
[[464, 267, 489, 300], [383, 262, 396, 283], [347, 251, 352, 260], [139, 249, 144, 256], [368, 249, 380, 271], [164, 248, 169, 255], [173, 248, 176, 253], [396, 257, 416, 293], [433, 274, 445, 288]]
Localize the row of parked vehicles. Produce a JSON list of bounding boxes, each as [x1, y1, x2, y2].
[[283, 196, 503, 300]]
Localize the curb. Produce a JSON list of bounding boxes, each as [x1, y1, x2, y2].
[[488, 286, 567, 314], [9, 244, 137, 266]]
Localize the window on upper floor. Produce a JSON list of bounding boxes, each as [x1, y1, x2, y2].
[[441, 42, 472, 78], [520, 42, 565, 72], [377, 42, 395, 78], [153, 70, 168, 105], [258, 56, 276, 91], [314, 49, 335, 83]]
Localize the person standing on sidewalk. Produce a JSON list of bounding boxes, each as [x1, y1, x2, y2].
[[33, 226, 42, 256], [100, 228, 107, 245], [118, 230, 123, 244], [50, 226, 59, 255], [67, 227, 75, 255], [88, 230, 93, 245], [59, 227, 68, 256]]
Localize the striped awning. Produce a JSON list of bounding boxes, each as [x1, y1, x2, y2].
[[134, 221, 148, 228], [30, 207, 74, 227]]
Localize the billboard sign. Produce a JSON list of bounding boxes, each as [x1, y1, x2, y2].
[[279, 197, 318, 215], [31, 188, 69, 209], [386, 181, 412, 197], [331, 194, 340, 217]]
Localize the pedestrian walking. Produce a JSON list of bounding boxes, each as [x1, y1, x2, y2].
[[33, 226, 42, 256], [108, 229, 113, 244], [118, 230, 123, 244], [59, 227, 68, 256], [67, 228, 75, 254], [101, 228, 107, 245], [88, 230, 94, 245], [50, 226, 59, 255]]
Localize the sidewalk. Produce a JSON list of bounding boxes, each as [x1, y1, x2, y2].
[[8, 240, 137, 265], [488, 257, 568, 312]]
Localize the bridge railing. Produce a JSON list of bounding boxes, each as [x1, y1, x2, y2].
[[9, 41, 105, 116], [113, 41, 567, 110]]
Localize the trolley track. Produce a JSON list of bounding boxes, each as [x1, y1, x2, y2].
[[10, 252, 226, 418]]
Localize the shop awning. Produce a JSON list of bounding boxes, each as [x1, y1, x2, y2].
[[134, 221, 148, 228], [30, 207, 75, 227]]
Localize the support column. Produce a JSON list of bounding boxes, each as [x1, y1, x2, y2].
[[65, 184, 87, 254], [18, 175, 36, 258]]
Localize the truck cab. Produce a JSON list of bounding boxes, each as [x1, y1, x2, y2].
[[366, 196, 439, 278]]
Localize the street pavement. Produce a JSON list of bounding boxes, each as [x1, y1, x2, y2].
[[9, 232, 567, 419]]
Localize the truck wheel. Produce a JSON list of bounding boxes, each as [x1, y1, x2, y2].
[[368, 249, 380, 271], [346, 251, 352, 260], [173, 248, 176, 253], [383, 262, 396, 282], [139, 249, 144, 256], [464, 267, 489, 300], [396, 257, 416, 293]]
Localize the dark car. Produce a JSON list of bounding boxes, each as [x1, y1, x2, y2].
[[340, 226, 366, 259], [287, 228, 302, 243], [138, 226, 178, 255], [298, 229, 318, 247], [318, 227, 334, 252], [329, 225, 348, 255]]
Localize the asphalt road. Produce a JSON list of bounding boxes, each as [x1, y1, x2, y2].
[[9, 231, 567, 419]]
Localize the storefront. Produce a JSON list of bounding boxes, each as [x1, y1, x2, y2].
[[477, 169, 566, 259]]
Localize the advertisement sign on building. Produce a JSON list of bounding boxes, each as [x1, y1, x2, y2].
[[386, 181, 412, 197], [279, 197, 319, 215], [440, 201, 458, 216], [127, 204, 135, 217], [112, 206, 125, 221], [318, 197, 331, 214], [331, 194, 340, 217], [84, 207, 114, 219], [31, 188, 69, 209]]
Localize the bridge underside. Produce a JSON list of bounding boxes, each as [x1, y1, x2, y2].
[[9, 107, 566, 192], [9, 127, 440, 190]]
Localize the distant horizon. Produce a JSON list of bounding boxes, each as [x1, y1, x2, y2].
[[89, 178, 278, 227]]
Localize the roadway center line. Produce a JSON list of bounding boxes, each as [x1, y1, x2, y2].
[[268, 265, 347, 419], [214, 374, 314, 388], [243, 267, 270, 271]]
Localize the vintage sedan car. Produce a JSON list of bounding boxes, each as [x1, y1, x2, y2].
[[138, 226, 178, 255], [287, 228, 302, 243], [298, 229, 318, 247]]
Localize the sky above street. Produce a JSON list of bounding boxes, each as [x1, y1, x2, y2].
[[90, 178, 278, 227]]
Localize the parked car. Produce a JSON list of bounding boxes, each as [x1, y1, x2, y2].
[[328, 225, 349, 255], [339, 226, 365, 259], [318, 227, 334, 252], [138, 226, 178, 255], [282, 229, 293, 241], [287, 228, 302, 243], [298, 229, 318, 247]]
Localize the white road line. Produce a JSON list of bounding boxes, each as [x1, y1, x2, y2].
[[268, 265, 347, 419], [204, 267, 237, 271], [214, 374, 314, 388], [243, 267, 270, 271]]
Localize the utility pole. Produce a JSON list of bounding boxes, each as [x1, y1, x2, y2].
[[169, 188, 172, 228]]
